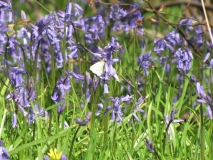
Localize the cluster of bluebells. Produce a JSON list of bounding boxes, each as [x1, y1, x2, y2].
[[97, 95, 145, 123], [1, 1, 213, 159], [90, 37, 124, 93], [139, 17, 203, 78], [195, 81, 213, 119], [110, 3, 144, 36], [0, 0, 209, 129], [6, 68, 48, 127]]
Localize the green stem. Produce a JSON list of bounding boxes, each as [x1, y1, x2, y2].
[[69, 125, 81, 159], [200, 105, 204, 160]]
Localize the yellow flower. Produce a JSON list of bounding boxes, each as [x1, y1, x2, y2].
[[48, 148, 62, 160]]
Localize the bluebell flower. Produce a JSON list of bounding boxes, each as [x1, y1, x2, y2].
[[65, 2, 83, 22], [30, 13, 64, 68], [174, 48, 193, 73], [137, 51, 153, 75], [8, 67, 26, 88], [195, 82, 213, 119], [197, 33, 203, 48], [110, 97, 123, 123], [132, 97, 145, 121], [110, 3, 127, 32], [67, 40, 79, 59], [60, 154, 68, 160], [203, 52, 210, 63], [145, 139, 154, 153], [154, 39, 174, 54], [88, 15, 105, 41], [17, 27, 31, 47], [196, 82, 211, 104], [164, 30, 181, 46], [85, 72, 99, 102], [28, 105, 48, 124], [0, 140, 10, 160], [104, 95, 134, 123], [12, 111, 18, 128], [28, 108, 35, 124], [18, 105, 28, 117], [51, 75, 71, 115], [21, 10, 27, 20], [127, 3, 143, 29], [0, 1, 11, 11], [95, 103, 103, 116], [65, 2, 72, 22], [121, 95, 134, 102], [179, 18, 193, 31], [56, 76, 71, 97], [110, 3, 127, 20], [0, 1, 12, 24], [209, 59, 213, 69], [141, 38, 146, 49], [190, 75, 197, 83], [68, 71, 84, 81], [206, 105, 213, 120], [75, 112, 92, 126]]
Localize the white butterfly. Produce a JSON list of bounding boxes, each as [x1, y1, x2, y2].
[[90, 60, 120, 82], [89, 60, 105, 76]]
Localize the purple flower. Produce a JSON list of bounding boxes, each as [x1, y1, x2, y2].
[[207, 105, 213, 120], [164, 30, 181, 46], [141, 38, 146, 49], [145, 139, 154, 153], [89, 37, 123, 93], [75, 112, 92, 126], [190, 75, 197, 83], [0, 140, 10, 160], [68, 71, 84, 81], [88, 15, 105, 41], [65, 2, 83, 21], [195, 82, 213, 120], [121, 95, 134, 102], [154, 39, 174, 54], [65, 2, 72, 22], [28, 108, 35, 124], [28, 105, 48, 124], [137, 51, 153, 75], [55, 76, 71, 97], [179, 18, 193, 31], [12, 112, 18, 128], [104, 95, 134, 123], [110, 97, 123, 123], [196, 82, 211, 104], [203, 52, 210, 62], [60, 154, 68, 160], [127, 3, 143, 30], [51, 75, 71, 115], [18, 105, 28, 117], [110, 4, 127, 20], [132, 97, 145, 121], [174, 48, 193, 73], [96, 103, 103, 116], [0, 1, 11, 11], [8, 67, 26, 88]]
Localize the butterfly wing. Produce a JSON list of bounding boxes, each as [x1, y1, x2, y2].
[[90, 61, 105, 76]]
